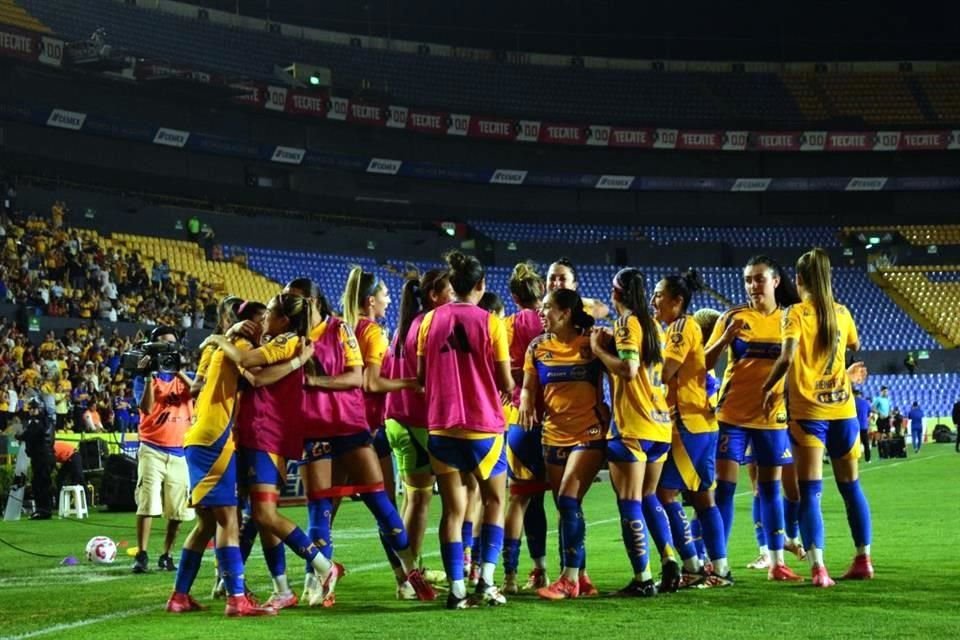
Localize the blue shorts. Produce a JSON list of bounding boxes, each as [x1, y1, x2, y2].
[[186, 433, 237, 508], [428, 431, 507, 480], [506, 424, 545, 482], [543, 440, 607, 467], [606, 437, 670, 464], [302, 431, 373, 463], [372, 426, 392, 459], [236, 447, 286, 488], [789, 417, 861, 460], [718, 423, 793, 467], [660, 424, 718, 493]]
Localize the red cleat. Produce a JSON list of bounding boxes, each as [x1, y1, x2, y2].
[[405, 569, 438, 601], [768, 563, 804, 582], [334, 561, 348, 579], [811, 565, 835, 588], [537, 576, 580, 600], [166, 591, 208, 613], [523, 567, 549, 590], [225, 594, 277, 617], [578, 572, 599, 597], [841, 554, 875, 580]]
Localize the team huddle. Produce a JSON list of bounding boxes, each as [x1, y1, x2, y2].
[[164, 247, 874, 616]]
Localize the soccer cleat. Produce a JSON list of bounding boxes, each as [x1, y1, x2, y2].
[[678, 570, 708, 590], [537, 576, 580, 600], [225, 594, 277, 617], [166, 591, 208, 613], [784, 540, 807, 561], [264, 590, 298, 610], [523, 567, 549, 590], [302, 573, 318, 604], [501, 574, 520, 595], [158, 553, 177, 571], [422, 568, 448, 586], [132, 550, 149, 574], [615, 578, 657, 597], [840, 555, 875, 580], [701, 572, 735, 588], [397, 580, 418, 600], [308, 563, 340, 608], [811, 565, 835, 588], [474, 580, 507, 606], [746, 553, 770, 570], [334, 561, 348, 579], [405, 569, 438, 601], [211, 577, 226, 599], [577, 573, 599, 598], [658, 560, 681, 593], [446, 592, 479, 610], [768, 563, 804, 582]]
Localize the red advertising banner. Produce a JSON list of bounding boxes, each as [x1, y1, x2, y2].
[[0, 27, 35, 61], [469, 117, 515, 141]]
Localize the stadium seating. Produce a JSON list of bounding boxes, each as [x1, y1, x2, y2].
[[0, 0, 50, 33], [470, 222, 841, 248], [859, 373, 960, 418], [876, 265, 960, 347], [227, 246, 935, 352], [846, 225, 960, 246]]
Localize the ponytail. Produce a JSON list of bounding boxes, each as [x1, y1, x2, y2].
[[272, 293, 310, 338], [341, 266, 380, 328], [286, 277, 333, 321], [397, 268, 449, 356], [660, 269, 705, 315], [509, 261, 544, 309], [613, 268, 661, 366], [796, 248, 838, 357]]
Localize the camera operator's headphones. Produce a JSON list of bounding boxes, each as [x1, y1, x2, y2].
[[150, 326, 180, 343]]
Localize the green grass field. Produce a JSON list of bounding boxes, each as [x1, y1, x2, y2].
[[0, 447, 956, 640]]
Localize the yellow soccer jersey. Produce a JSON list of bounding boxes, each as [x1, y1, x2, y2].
[[781, 300, 859, 421], [609, 314, 671, 443], [524, 333, 606, 446], [356, 320, 389, 368], [186, 337, 254, 447], [664, 316, 717, 433], [195, 344, 214, 380], [309, 319, 364, 368], [708, 305, 787, 430]]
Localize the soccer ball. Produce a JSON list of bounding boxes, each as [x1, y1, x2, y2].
[[85, 536, 118, 564]]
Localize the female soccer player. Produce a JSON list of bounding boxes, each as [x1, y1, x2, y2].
[[201, 294, 338, 606], [652, 271, 732, 588], [502, 262, 550, 594], [417, 251, 515, 609], [546, 257, 609, 319], [705, 255, 805, 581], [190, 295, 242, 398], [287, 277, 435, 606], [761, 248, 873, 587], [384, 269, 453, 573], [591, 267, 676, 596], [523, 289, 607, 600], [167, 300, 276, 617]]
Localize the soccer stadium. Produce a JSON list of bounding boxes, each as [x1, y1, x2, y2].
[[0, 1, 957, 637]]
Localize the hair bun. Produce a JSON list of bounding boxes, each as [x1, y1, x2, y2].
[[446, 251, 467, 271]]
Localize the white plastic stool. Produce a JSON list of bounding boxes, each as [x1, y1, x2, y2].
[[59, 485, 89, 519]]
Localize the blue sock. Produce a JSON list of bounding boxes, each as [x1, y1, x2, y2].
[[752, 494, 766, 547], [784, 496, 801, 540], [441, 541, 464, 582], [557, 496, 585, 570], [379, 531, 402, 569], [239, 512, 258, 563], [698, 505, 727, 564], [799, 480, 825, 551], [471, 535, 482, 567], [360, 490, 410, 552], [215, 546, 245, 596], [461, 521, 474, 561], [263, 541, 286, 578], [617, 499, 649, 575], [523, 493, 547, 560], [836, 479, 872, 548], [502, 538, 521, 574], [480, 524, 504, 565], [715, 480, 737, 545], [174, 547, 204, 594], [307, 497, 334, 561], [758, 481, 785, 552], [690, 517, 707, 562], [663, 501, 698, 561], [283, 527, 319, 562], [641, 494, 676, 561]]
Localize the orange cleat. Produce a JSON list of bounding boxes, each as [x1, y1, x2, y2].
[[166, 591, 208, 613], [225, 594, 277, 617], [841, 555, 874, 580], [768, 563, 804, 582], [537, 576, 580, 601]]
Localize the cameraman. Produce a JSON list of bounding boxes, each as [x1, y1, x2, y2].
[[131, 326, 195, 574], [16, 399, 54, 519]]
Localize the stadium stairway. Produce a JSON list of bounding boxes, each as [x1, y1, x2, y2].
[[0, 0, 50, 33]]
